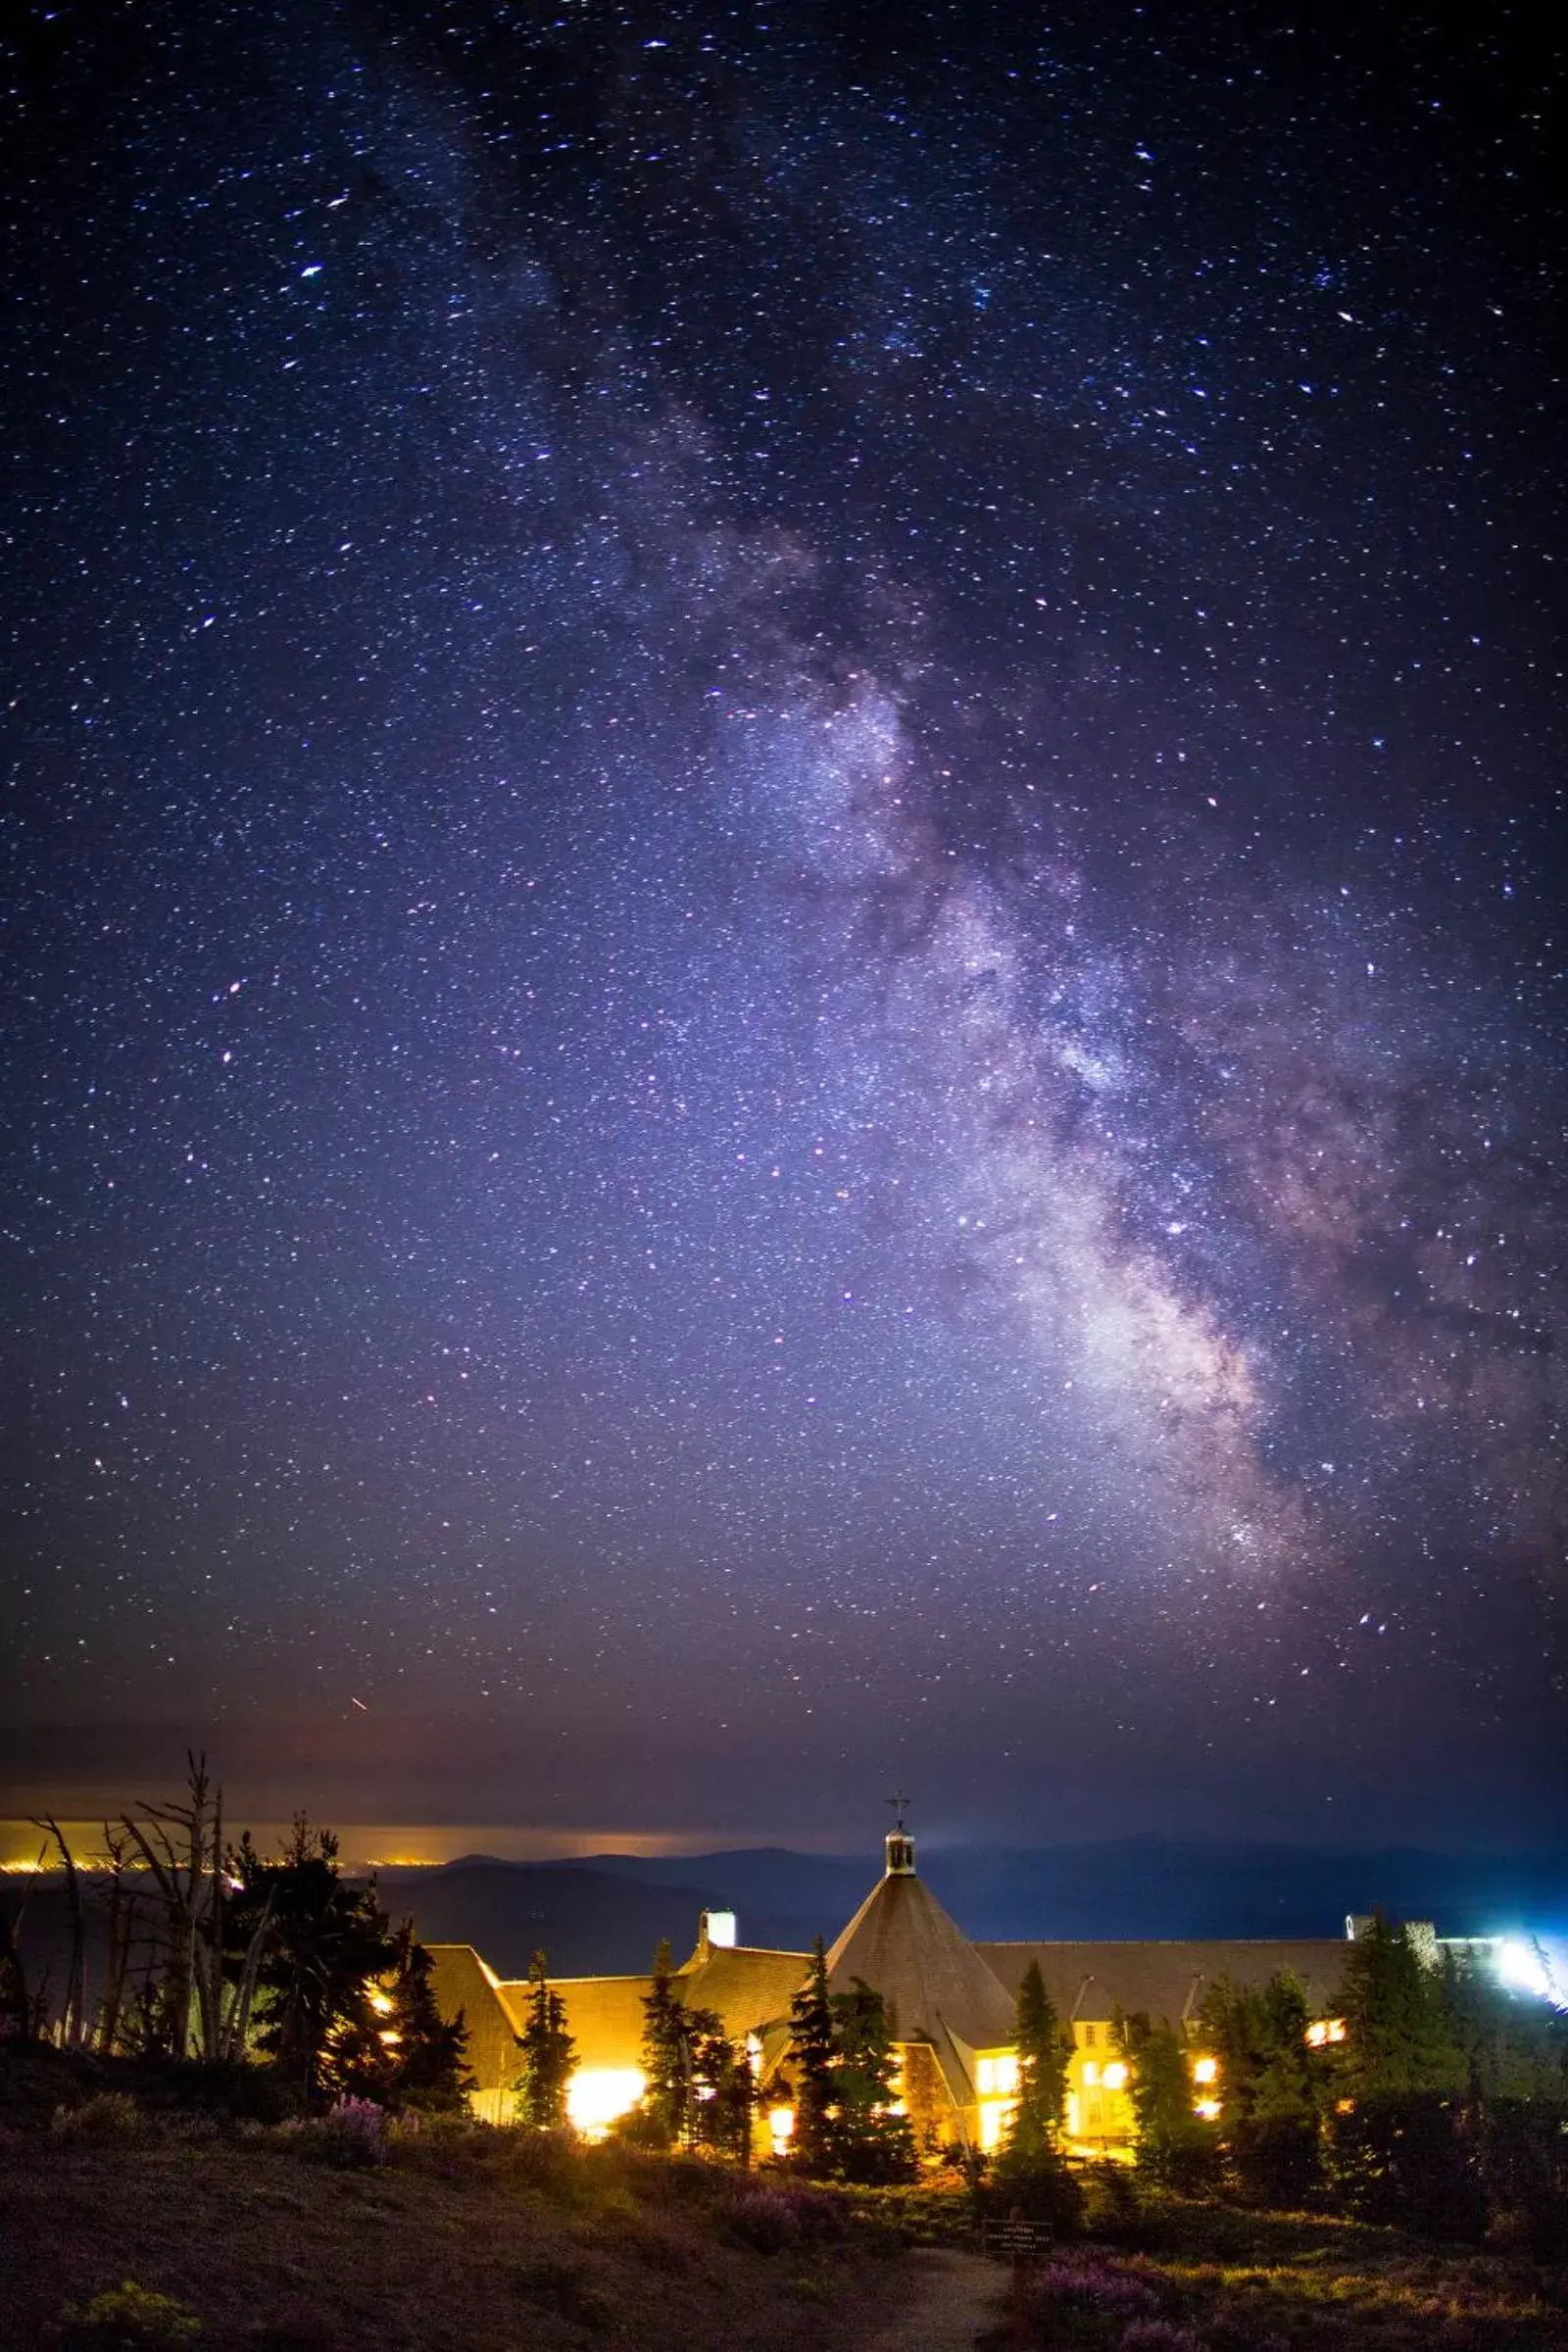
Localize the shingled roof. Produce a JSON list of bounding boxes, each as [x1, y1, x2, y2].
[[825, 1845, 1016, 2115], [978, 1938, 1350, 2029], [677, 1942, 810, 2040]]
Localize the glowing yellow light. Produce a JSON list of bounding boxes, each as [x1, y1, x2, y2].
[[564, 2067, 646, 2138], [1101, 2061, 1129, 2091], [979, 2097, 1015, 2151], [1192, 2056, 1218, 2084], [1305, 2016, 1348, 2048], [367, 1989, 394, 2016], [1082, 2060, 1100, 2086], [1194, 2098, 1221, 2121], [767, 2104, 795, 2154], [377, 2029, 402, 2047], [977, 2053, 1019, 2095], [1064, 2091, 1082, 2136]]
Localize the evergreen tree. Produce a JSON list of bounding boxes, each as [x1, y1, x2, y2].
[[1445, 1953, 1568, 2102], [785, 1937, 837, 2173], [225, 1817, 397, 2097], [1113, 2010, 1219, 2191], [325, 1921, 473, 2111], [1001, 1959, 1071, 2166], [1199, 1973, 1323, 2206], [685, 2005, 756, 2162], [638, 1940, 692, 2151], [514, 1949, 576, 2131], [629, 1941, 754, 2156], [1337, 1913, 1465, 2096], [826, 1978, 917, 2183]]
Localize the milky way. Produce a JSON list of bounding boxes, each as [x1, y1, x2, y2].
[[2, 1, 1562, 1844]]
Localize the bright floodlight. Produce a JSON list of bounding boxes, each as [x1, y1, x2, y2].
[[1495, 1939, 1553, 2000]]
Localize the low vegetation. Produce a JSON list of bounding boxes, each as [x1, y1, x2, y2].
[[994, 2186, 1568, 2350], [0, 2048, 909, 2351]]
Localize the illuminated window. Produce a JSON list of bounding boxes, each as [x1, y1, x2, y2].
[[977, 2054, 1019, 2096], [767, 2104, 795, 2155], [1064, 2091, 1081, 2136], [564, 2068, 646, 2138], [1305, 2017, 1348, 2048], [1083, 2023, 1098, 2048], [1194, 2098, 1221, 2122], [1082, 2060, 1100, 2086], [1101, 2061, 1129, 2092], [1192, 2056, 1218, 2084]]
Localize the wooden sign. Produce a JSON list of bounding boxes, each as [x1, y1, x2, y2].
[[981, 2216, 1054, 2258]]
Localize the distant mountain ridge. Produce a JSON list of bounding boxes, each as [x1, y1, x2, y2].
[[370, 1838, 1567, 1978], [12, 1838, 1563, 1994]]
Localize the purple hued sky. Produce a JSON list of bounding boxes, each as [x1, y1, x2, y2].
[[3, 0, 1563, 1856]]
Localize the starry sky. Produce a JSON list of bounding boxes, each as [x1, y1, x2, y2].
[[3, 0, 1563, 1854]]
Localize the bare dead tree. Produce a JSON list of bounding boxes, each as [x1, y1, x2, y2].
[[1, 1838, 49, 2042], [116, 1753, 274, 2063], [119, 1752, 220, 2060], [220, 1885, 275, 2062], [32, 1819, 88, 2048], [96, 1822, 143, 2055], [0, 1907, 31, 2042]]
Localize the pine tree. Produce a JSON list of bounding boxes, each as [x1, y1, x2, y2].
[[638, 1940, 693, 2150], [1337, 1913, 1465, 2096], [1198, 1973, 1323, 2205], [1114, 2009, 1219, 2191], [1001, 1959, 1071, 2166], [785, 1937, 837, 2173], [226, 1817, 397, 2098], [826, 1977, 917, 2183], [684, 2004, 755, 2161], [514, 1949, 575, 2130], [323, 1921, 473, 2110]]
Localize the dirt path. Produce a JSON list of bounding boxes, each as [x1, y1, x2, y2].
[[861, 2246, 1008, 2351]]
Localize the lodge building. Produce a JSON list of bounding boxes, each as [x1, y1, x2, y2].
[[426, 1820, 1367, 2155]]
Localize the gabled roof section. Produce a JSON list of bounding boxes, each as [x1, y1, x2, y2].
[[677, 1944, 810, 2040], [423, 1943, 521, 2094], [826, 1870, 1015, 2057], [497, 1973, 653, 2073]]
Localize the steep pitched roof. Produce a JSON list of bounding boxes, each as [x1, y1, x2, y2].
[[827, 1870, 1017, 2057], [423, 1943, 520, 2094], [978, 1939, 1349, 2029]]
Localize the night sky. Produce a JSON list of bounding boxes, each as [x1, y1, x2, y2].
[[3, 0, 1563, 1855]]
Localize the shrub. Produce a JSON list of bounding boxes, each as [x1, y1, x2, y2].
[[1326, 2092, 1486, 2242], [489, 2120, 580, 2191], [1080, 2161, 1149, 2246], [1029, 2255, 1160, 2323], [1119, 2325, 1206, 2352], [160, 2060, 303, 2125], [276, 2094, 388, 2167], [50, 2279, 202, 2345], [723, 2185, 803, 2253], [722, 2180, 847, 2252], [51, 2093, 145, 2145], [985, 2148, 1086, 2238]]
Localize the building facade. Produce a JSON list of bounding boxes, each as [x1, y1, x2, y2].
[[427, 1823, 1380, 2153]]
